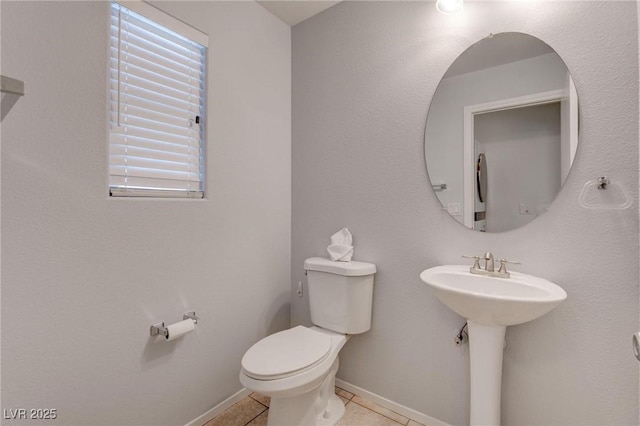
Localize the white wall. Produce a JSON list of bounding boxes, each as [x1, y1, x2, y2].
[[425, 52, 567, 220], [1, 2, 290, 425], [292, 1, 638, 425]]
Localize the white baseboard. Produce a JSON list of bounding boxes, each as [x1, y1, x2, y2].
[[335, 378, 450, 426], [185, 388, 252, 426]]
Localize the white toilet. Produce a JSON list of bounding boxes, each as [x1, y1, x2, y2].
[[239, 257, 376, 426]]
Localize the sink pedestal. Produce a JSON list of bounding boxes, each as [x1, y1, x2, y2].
[[468, 320, 506, 426], [420, 265, 567, 426]]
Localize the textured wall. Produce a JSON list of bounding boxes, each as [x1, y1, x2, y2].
[[292, 1, 638, 425], [1, 1, 290, 425]]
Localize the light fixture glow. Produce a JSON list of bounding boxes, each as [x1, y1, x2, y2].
[[436, 0, 463, 14]]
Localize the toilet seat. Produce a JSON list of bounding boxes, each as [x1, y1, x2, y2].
[[241, 326, 332, 380]]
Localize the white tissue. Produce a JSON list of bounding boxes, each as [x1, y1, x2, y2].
[[165, 319, 195, 341], [327, 227, 354, 262]]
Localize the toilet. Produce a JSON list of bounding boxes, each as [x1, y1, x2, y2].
[[239, 257, 376, 426]]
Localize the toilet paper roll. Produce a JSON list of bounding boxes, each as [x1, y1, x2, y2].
[[165, 319, 195, 341]]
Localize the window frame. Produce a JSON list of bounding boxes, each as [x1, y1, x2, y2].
[[108, 0, 208, 199]]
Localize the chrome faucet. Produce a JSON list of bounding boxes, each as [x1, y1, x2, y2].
[[484, 252, 495, 272], [462, 253, 520, 278]]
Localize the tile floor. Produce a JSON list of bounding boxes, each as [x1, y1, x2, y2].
[[203, 387, 426, 426]]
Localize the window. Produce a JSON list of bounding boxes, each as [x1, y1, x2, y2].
[[109, 1, 207, 198]]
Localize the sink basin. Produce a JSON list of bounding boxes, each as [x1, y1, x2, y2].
[[420, 265, 567, 326]]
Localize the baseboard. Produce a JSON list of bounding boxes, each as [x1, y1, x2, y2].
[[335, 378, 451, 426], [184, 388, 252, 426]]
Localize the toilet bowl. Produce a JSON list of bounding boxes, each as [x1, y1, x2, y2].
[[239, 257, 376, 426], [240, 326, 349, 425]]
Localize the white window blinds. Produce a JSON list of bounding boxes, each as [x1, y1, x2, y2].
[[109, 1, 207, 198]]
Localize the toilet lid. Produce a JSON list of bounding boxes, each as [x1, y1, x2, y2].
[[241, 326, 332, 380]]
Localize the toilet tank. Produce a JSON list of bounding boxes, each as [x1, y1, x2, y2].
[[304, 257, 376, 334]]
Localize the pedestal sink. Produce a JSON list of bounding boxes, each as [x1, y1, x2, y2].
[[420, 265, 567, 426]]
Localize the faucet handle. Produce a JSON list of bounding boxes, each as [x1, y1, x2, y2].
[[497, 258, 520, 274], [462, 255, 481, 270]]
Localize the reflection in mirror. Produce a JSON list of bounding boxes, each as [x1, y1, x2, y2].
[[424, 32, 579, 232]]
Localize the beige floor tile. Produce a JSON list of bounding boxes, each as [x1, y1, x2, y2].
[[205, 397, 266, 426], [208, 389, 425, 426], [335, 386, 354, 401], [249, 392, 271, 407], [246, 409, 269, 425], [351, 395, 409, 425], [337, 401, 406, 426]]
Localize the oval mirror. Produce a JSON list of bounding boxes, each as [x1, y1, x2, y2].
[[425, 32, 579, 232]]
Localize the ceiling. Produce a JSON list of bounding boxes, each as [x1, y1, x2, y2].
[[257, 1, 342, 26], [256, 3, 556, 75]]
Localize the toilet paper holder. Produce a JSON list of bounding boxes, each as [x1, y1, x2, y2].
[[150, 311, 199, 337]]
